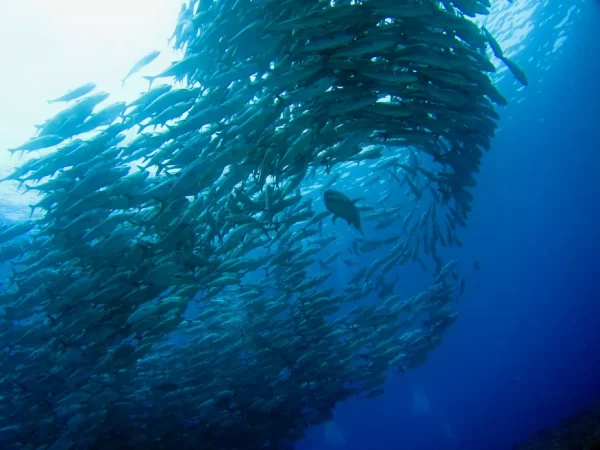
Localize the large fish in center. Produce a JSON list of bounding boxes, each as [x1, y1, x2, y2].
[[323, 189, 363, 234]]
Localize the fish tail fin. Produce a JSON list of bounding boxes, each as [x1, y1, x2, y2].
[[7, 265, 19, 287], [142, 76, 155, 89], [6, 260, 18, 276], [260, 225, 272, 242], [16, 178, 29, 191], [151, 196, 167, 214]]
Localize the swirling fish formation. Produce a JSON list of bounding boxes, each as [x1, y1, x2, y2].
[[0, 0, 525, 448]]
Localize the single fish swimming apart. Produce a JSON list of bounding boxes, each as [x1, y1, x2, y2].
[[122, 50, 161, 87], [323, 189, 364, 235]]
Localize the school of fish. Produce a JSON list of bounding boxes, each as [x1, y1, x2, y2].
[[0, 0, 526, 448]]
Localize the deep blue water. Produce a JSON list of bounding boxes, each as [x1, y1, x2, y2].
[[298, 3, 600, 449]]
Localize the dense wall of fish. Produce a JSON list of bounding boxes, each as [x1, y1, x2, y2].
[[0, 0, 525, 448]]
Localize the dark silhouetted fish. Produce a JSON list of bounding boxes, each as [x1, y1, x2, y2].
[[323, 189, 364, 234]]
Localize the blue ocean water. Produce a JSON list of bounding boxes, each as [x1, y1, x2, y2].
[[297, 2, 600, 449]]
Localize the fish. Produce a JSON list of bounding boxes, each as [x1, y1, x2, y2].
[[8, 135, 65, 154], [121, 50, 161, 87], [482, 26, 504, 58], [323, 189, 364, 234], [0, 0, 518, 447], [47, 82, 96, 104], [499, 55, 529, 87]]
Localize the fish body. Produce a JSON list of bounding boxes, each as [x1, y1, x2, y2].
[[323, 189, 363, 234], [122, 50, 161, 87], [499, 55, 528, 87], [48, 82, 96, 104]]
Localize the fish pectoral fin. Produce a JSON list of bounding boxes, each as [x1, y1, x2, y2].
[[352, 197, 366, 204], [332, 215, 338, 224]]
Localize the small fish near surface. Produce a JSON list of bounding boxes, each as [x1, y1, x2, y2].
[[323, 189, 364, 235]]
